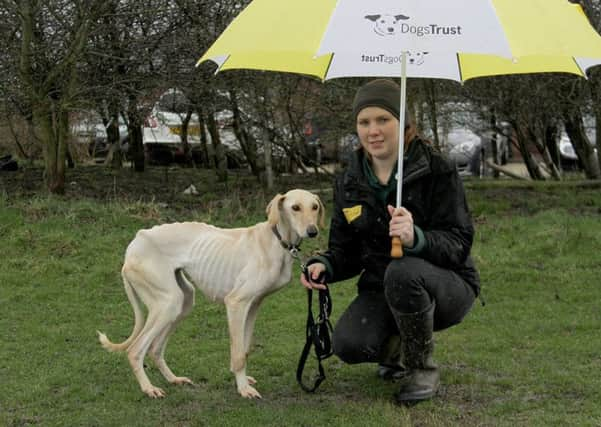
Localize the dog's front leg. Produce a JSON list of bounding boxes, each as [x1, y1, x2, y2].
[[225, 295, 261, 399]]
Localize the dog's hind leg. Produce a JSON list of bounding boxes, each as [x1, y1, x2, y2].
[[124, 268, 186, 398], [148, 269, 196, 386], [225, 295, 261, 398]]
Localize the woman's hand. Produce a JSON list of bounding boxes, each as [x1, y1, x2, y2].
[[387, 205, 414, 248], [299, 262, 328, 290]]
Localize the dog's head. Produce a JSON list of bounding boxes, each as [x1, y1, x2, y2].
[[266, 189, 325, 238], [365, 14, 409, 36], [407, 51, 429, 65]]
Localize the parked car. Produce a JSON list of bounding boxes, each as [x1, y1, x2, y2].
[[71, 112, 129, 161], [444, 128, 480, 175], [556, 120, 597, 171], [143, 106, 248, 167], [442, 126, 510, 177]]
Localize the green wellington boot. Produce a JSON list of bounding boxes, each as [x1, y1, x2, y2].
[[392, 302, 439, 404], [377, 335, 408, 380]]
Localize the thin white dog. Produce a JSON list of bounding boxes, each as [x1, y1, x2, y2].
[[97, 189, 325, 399]]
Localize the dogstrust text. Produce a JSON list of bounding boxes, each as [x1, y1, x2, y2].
[[361, 53, 408, 65], [398, 23, 463, 37]]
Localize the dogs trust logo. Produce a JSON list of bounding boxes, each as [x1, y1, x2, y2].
[[364, 14, 410, 36], [364, 13, 463, 37], [407, 51, 429, 66], [359, 51, 430, 67]]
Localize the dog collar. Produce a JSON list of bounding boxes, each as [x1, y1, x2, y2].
[[272, 225, 302, 255]]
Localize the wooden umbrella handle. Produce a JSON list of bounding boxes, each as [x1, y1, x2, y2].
[[390, 236, 403, 258]]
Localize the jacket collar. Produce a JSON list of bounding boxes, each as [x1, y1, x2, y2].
[[345, 137, 431, 190]]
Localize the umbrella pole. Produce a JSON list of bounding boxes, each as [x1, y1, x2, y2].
[[390, 51, 407, 259]]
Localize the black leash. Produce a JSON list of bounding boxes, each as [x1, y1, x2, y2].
[[296, 267, 334, 393]]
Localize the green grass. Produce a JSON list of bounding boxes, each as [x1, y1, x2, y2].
[[1, 175, 601, 426]]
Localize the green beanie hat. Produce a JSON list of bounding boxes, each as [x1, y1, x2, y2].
[[352, 79, 409, 125]]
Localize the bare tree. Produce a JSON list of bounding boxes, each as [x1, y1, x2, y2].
[[168, 0, 245, 181], [2, 0, 106, 193]]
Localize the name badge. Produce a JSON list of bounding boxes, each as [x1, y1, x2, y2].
[[342, 205, 362, 223]]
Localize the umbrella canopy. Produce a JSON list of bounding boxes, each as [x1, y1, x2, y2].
[[198, 0, 601, 81], [197, 0, 601, 221]]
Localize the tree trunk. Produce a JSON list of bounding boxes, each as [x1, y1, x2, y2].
[[423, 81, 441, 150], [206, 111, 228, 182], [4, 113, 30, 160], [17, 0, 97, 193], [105, 111, 122, 169], [485, 159, 529, 180], [540, 145, 561, 180], [262, 126, 274, 190], [127, 96, 145, 172], [66, 145, 75, 169], [179, 108, 194, 167], [564, 113, 601, 179], [229, 90, 260, 177], [544, 125, 561, 171], [511, 120, 545, 180], [198, 111, 211, 168], [589, 69, 601, 177], [34, 102, 68, 194], [489, 113, 500, 178], [595, 112, 601, 177], [129, 122, 144, 172]]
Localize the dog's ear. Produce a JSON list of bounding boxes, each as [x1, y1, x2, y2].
[[395, 14, 410, 21], [266, 194, 284, 225], [316, 196, 326, 228], [364, 14, 381, 22]]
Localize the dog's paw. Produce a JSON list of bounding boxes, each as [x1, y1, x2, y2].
[[246, 376, 257, 385], [170, 376, 194, 386], [239, 384, 262, 399], [143, 386, 166, 398]]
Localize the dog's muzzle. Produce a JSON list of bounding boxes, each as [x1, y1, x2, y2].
[[306, 225, 318, 238]]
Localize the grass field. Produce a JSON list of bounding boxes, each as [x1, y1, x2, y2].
[[1, 167, 601, 426]]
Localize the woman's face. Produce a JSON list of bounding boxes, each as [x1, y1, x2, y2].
[[356, 106, 399, 162]]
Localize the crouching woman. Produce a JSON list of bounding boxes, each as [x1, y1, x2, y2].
[[300, 79, 480, 404]]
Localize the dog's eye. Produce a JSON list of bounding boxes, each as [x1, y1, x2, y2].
[[380, 20, 385, 24], [292, 204, 301, 212], [312, 204, 319, 211]]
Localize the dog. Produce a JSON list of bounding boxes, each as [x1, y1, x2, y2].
[[365, 14, 409, 36], [97, 189, 325, 399]]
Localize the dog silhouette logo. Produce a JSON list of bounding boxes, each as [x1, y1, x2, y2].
[[365, 14, 410, 36], [407, 51, 429, 65]]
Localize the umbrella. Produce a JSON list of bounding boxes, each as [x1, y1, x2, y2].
[[198, 0, 601, 256], [198, 0, 601, 78]]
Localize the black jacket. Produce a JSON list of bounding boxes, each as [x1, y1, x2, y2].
[[314, 138, 480, 296]]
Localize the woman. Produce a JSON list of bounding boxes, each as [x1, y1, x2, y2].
[[300, 79, 480, 404]]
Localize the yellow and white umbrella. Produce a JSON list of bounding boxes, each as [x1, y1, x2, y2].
[[199, 0, 601, 81], [198, 0, 601, 255]]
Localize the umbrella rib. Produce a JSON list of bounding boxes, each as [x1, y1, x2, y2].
[[455, 53, 463, 82], [322, 54, 334, 81], [216, 54, 232, 74], [571, 57, 586, 78]]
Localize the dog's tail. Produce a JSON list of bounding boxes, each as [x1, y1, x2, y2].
[[97, 273, 145, 353]]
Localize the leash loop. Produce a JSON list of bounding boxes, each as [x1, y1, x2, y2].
[[296, 265, 333, 393]]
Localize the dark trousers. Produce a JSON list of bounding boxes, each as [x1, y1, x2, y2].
[[332, 256, 475, 364]]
